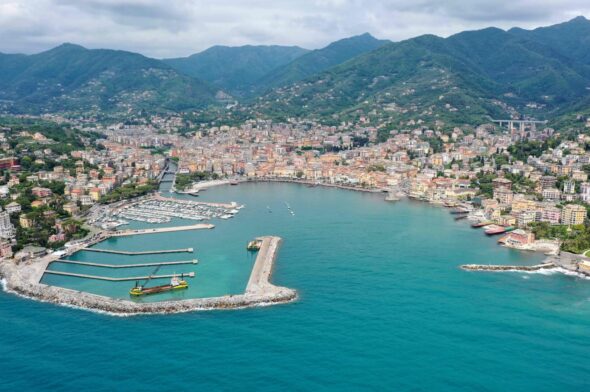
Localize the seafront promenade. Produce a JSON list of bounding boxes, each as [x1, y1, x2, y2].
[[0, 236, 296, 315]]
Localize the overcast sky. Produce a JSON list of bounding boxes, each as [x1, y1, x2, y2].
[[1, 0, 589, 58]]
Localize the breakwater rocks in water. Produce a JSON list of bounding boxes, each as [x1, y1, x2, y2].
[[0, 236, 296, 315], [461, 263, 556, 272]]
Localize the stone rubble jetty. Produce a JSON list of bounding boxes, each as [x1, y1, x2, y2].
[[461, 263, 556, 272], [0, 236, 296, 315]]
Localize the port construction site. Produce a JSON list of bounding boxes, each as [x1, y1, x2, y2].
[[0, 232, 296, 315], [0, 188, 295, 314]]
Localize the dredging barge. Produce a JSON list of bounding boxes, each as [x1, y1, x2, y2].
[[130, 275, 189, 296]]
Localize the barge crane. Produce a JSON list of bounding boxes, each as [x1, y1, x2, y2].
[[129, 265, 189, 296]]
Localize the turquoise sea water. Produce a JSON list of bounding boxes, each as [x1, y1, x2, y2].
[[2, 183, 590, 391]]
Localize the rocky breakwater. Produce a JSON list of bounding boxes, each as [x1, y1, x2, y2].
[[0, 236, 296, 315], [461, 263, 556, 272]]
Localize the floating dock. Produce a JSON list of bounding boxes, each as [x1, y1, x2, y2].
[[43, 270, 196, 281], [81, 248, 193, 255], [52, 259, 198, 269]]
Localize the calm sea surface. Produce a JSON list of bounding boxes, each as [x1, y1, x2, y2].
[[2, 182, 590, 391]]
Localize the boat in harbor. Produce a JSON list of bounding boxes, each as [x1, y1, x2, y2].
[[129, 275, 188, 296], [485, 225, 508, 236], [385, 192, 400, 202], [471, 221, 493, 228], [450, 208, 470, 214], [247, 239, 263, 251], [230, 180, 239, 186]]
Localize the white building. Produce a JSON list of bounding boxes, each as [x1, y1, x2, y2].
[[0, 209, 15, 239], [581, 182, 590, 203], [5, 202, 21, 214]]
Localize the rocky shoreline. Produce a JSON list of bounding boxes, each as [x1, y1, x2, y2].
[[0, 236, 297, 316]]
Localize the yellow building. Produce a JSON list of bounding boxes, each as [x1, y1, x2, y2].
[[19, 214, 34, 229], [561, 204, 586, 226], [89, 188, 101, 201], [63, 202, 79, 215]]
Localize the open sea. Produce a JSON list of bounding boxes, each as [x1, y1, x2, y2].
[[2, 182, 590, 391]]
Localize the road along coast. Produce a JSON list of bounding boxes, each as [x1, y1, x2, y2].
[[0, 236, 296, 315]]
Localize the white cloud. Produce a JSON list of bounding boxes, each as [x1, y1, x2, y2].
[[0, 0, 589, 58]]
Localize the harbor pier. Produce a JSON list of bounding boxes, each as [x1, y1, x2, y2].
[[246, 236, 284, 295], [44, 270, 196, 282], [81, 248, 193, 255], [0, 235, 296, 315], [51, 259, 198, 269], [111, 223, 214, 237]]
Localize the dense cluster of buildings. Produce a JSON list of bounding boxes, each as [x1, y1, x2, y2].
[[2, 113, 590, 259], [155, 119, 590, 251]]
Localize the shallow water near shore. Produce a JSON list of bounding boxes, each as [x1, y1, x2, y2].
[[2, 182, 590, 391]]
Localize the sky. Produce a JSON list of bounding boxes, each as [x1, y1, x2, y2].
[[0, 0, 589, 58]]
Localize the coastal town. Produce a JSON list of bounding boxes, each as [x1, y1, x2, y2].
[[1, 113, 590, 280]]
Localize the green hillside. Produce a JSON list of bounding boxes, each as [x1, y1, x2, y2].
[[164, 45, 308, 95], [251, 18, 590, 127], [255, 33, 389, 94], [0, 44, 216, 114]]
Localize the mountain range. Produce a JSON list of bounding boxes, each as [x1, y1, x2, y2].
[[0, 43, 215, 113], [1, 17, 590, 127], [163, 45, 309, 96], [252, 16, 590, 126]]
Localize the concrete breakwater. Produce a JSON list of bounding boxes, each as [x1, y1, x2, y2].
[[52, 259, 198, 269], [110, 223, 214, 237], [0, 236, 296, 315], [44, 270, 196, 281], [461, 263, 556, 272], [81, 248, 193, 255]]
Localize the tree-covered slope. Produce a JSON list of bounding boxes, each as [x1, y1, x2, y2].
[[509, 16, 590, 65], [251, 19, 590, 126], [163, 45, 309, 95], [255, 33, 389, 93], [0, 44, 216, 114]]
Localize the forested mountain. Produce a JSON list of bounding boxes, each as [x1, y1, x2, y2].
[[0, 44, 216, 113], [254, 33, 389, 93], [163, 45, 309, 96], [2, 17, 590, 126], [252, 17, 590, 126]]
